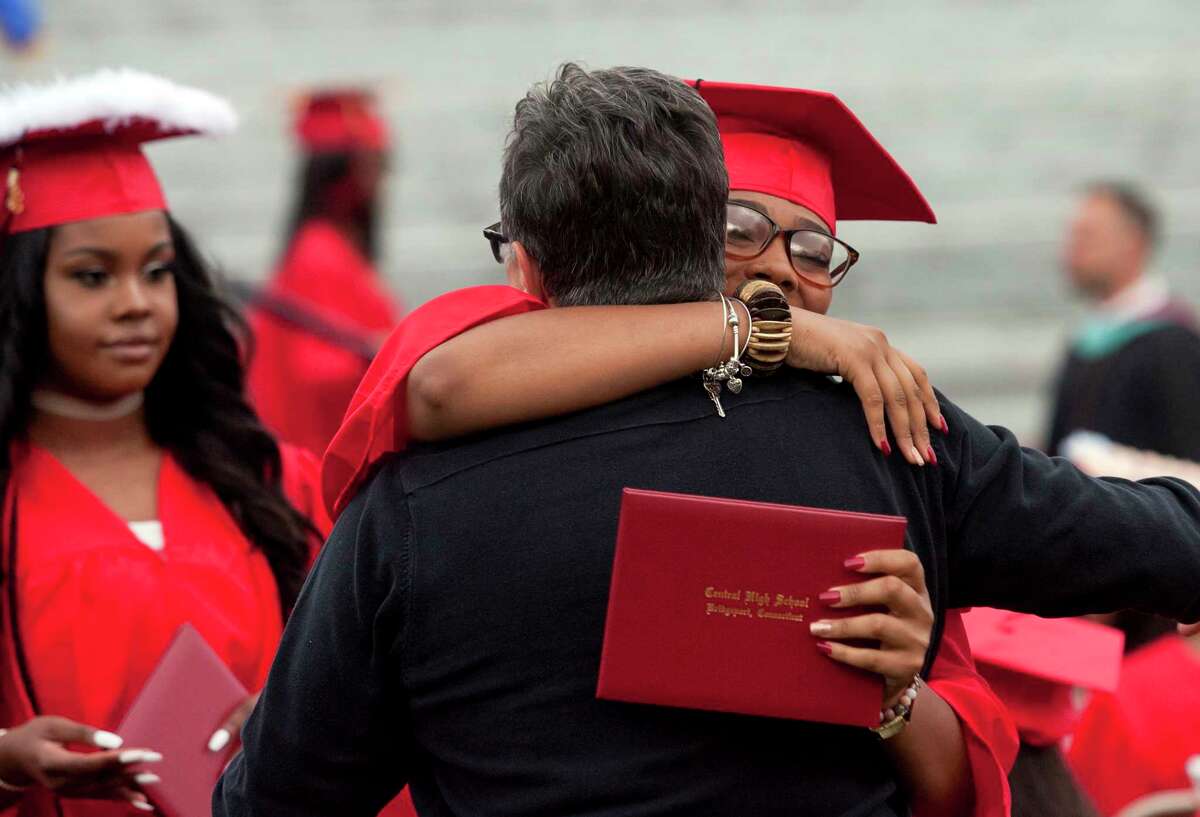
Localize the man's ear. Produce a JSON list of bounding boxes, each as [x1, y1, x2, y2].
[[508, 241, 548, 303]]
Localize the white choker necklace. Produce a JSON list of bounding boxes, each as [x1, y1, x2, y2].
[[31, 390, 145, 422]]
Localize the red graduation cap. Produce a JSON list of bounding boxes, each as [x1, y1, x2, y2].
[[688, 79, 936, 234], [293, 89, 389, 154], [963, 608, 1125, 746], [1, 69, 236, 237]]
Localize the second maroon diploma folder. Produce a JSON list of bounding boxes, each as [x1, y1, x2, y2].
[[597, 488, 907, 727], [117, 623, 249, 817]]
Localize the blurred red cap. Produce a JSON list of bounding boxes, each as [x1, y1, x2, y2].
[[293, 89, 389, 153], [963, 608, 1125, 745]]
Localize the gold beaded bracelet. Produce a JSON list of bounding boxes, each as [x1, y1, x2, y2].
[[734, 280, 792, 375], [871, 675, 924, 740]]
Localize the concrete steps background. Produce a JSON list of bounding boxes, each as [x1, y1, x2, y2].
[[6, 0, 1199, 442]]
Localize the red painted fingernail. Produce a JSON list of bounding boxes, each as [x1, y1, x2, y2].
[[819, 591, 841, 604], [939, 416, 950, 435], [926, 445, 938, 467], [880, 438, 892, 457], [816, 641, 833, 655], [844, 556, 867, 571]]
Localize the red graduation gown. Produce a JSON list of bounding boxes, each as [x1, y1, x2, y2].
[[1067, 636, 1200, 816], [322, 286, 1020, 817], [0, 442, 329, 817], [322, 285, 544, 518], [923, 612, 1019, 817], [247, 219, 402, 457]]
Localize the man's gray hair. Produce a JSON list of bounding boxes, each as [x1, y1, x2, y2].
[[499, 63, 727, 306]]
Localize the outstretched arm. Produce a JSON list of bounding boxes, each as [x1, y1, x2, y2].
[[943, 395, 1200, 621], [409, 301, 945, 466]]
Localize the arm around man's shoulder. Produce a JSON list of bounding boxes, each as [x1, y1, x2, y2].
[[213, 461, 414, 817]]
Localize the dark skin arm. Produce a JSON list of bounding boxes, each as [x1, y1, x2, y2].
[[887, 687, 974, 816], [0, 717, 161, 811], [817, 551, 972, 816], [409, 302, 946, 465]]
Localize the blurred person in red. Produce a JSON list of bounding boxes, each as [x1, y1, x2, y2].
[[315, 78, 1020, 817], [0, 70, 330, 815], [246, 89, 403, 457], [1052, 436, 1200, 816], [964, 609, 1125, 817], [1067, 633, 1200, 816], [1046, 182, 1200, 654]]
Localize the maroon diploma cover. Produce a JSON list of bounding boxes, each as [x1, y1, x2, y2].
[[117, 624, 249, 817], [597, 488, 906, 727]]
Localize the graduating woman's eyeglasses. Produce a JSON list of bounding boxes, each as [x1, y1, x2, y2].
[[483, 222, 511, 264], [724, 201, 859, 288], [485, 208, 859, 289]]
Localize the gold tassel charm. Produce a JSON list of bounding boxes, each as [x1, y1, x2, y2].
[[5, 167, 24, 216]]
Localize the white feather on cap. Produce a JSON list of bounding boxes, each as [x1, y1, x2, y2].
[[0, 68, 237, 148]]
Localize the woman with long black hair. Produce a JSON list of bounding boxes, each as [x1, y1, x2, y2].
[[0, 70, 328, 815], [246, 89, 402, 457]]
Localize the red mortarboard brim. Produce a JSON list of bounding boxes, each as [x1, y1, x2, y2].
[[963, 608, 1125, 746], [688, 79, 936, 233], [963, 608, 1125, 691], [293, 89, 389, 154], [1, 69, 236, 236]]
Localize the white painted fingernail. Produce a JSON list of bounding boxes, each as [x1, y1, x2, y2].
[[92, 730, 123, 749], [910, 446, 925, 466], [119, 750, 163, 764], [131, 800, 155, 812], [207, 729, 231, 753], [135, 772, 161, 785], [809, 621, 833, 636]]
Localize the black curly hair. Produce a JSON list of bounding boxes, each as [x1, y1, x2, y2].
[[0, 216, 315, 613]]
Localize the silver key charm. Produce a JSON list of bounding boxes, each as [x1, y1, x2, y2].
[[703, 379, 726, 418]]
